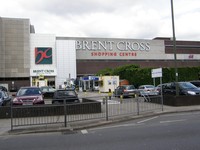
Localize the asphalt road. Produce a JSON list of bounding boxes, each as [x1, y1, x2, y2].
[[1, 111, 200, 150]]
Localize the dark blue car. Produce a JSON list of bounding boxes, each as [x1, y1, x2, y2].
[[0, 90, 11, 106], [163, 82, 200, 95]]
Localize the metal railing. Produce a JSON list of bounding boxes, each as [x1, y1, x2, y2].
[[10, 94, 163, 130]]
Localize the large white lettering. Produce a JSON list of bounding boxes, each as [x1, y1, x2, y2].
[[117, 41, 150, 51], [76, 40, 151, 51], [76, 40, 115, 51]]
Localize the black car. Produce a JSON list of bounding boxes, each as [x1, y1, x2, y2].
[[189, 80, 200, 88], [155, 83, 167, 95], [0, 90, 11, 106], [40, 86, 56, 99], [52, 89, 80, 104], [163, 82, 200, 95], [114, 85, 137, 97]]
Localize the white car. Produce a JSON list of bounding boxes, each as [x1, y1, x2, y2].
[[138, 85, 159, 96]]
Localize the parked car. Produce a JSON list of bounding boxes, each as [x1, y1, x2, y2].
[[0, 90, 11, 106], [138, 85, 159, 96], [0, 86, 8, 92], [12, 86, 45, 105], [155, 83, 167, 95], [52, 89, 80, 104], [163, 82, 200, 95], [40, 86, 56, 98], [114, 85, 137, 97]]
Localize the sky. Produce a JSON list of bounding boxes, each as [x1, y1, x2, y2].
[[0, 0, 200, 41]]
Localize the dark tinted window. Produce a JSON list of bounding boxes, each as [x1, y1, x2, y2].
[[57, 91, 76, 97], [127, 85, 135, 90], [190, 81, 200, 87], [139, 86, 144, 89], [145, 85, 155, 88]]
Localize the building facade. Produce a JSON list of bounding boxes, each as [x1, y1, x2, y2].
[[0, 17, 31, 90], [0, 17, 200, 91]]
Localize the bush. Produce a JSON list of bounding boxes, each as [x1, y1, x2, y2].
[[96, 65, 200, 87]]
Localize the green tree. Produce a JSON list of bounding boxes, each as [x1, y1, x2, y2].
[[96, 64, 200, 87]]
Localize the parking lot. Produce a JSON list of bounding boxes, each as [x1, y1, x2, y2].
[[5, 91, 163, 130]]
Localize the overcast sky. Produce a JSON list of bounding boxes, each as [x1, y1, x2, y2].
[[0, 0, 200, 41]]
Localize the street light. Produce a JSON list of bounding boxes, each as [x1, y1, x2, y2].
[[170, 0, 179, 96]]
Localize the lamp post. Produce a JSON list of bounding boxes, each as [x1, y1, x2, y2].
[[170, 0, 179, 96]]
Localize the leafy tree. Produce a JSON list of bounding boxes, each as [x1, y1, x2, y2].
[[96, 64, 200, 87], [96, 68, 113, 76]]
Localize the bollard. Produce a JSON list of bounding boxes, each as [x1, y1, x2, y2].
[[120, 94, 123, 103], [108, 89, 112, 100], [134, 94, 137, 98], [135, 92, 140, 115], [103, 97, 106, 105], [105, 96, 108, 121]]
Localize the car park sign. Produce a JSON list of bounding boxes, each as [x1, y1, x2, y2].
[[151, 68, 162, 78]]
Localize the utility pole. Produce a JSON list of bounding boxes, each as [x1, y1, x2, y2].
[[170, 0, 179, 96]]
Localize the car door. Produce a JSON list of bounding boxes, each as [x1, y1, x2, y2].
[[163, 83, 176, 95], [115, 86, 124, 97]]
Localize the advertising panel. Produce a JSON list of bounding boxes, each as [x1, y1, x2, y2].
[[75, 38, 166, 60]]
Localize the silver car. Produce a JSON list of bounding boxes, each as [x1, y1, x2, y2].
[[114, 85, 137, 97], [138, 85, 159, 96]]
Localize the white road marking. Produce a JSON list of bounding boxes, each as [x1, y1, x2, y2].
[[137, 116, 158, 124], [96, 99, 120, 104], [89, 123, 144, 131], [81, 130, 88, 134], [160, 119, 186, 124]]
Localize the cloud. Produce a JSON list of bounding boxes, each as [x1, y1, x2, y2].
[[0, 0, 200, 40]]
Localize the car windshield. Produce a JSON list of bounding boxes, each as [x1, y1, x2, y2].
[[179, 82, 197, 89], [126, 85, 135, 90], [41, 87, 48, 92], [41, 87, 56, 92], [17, 88, 41, 96], [49, 87, 56, 92], [57, 91, 76, 97]]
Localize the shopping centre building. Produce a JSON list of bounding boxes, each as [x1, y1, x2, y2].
[[1, 17, 200, 91]]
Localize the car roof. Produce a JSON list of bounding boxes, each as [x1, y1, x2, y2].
[[140, 85, 154, 87], [56, 89, 75, 91], [189, 80, 200, 83], [0, 86, 7, 90]]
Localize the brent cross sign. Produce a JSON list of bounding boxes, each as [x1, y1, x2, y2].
[[151, 68, 162, 78]]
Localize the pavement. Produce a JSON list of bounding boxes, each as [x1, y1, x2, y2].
[[1, 92, 200, 136]]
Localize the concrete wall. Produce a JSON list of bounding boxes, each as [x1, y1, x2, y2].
[[0, 17, 30, 78]]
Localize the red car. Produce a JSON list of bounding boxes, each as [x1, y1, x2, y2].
[[12, 87, 45, 105]]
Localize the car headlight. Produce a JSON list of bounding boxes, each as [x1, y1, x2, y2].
[[13, 98, 22, 102], [12, 98, 18, 102], [36, 96, 43, 101], [187, 91, 196, 95]]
